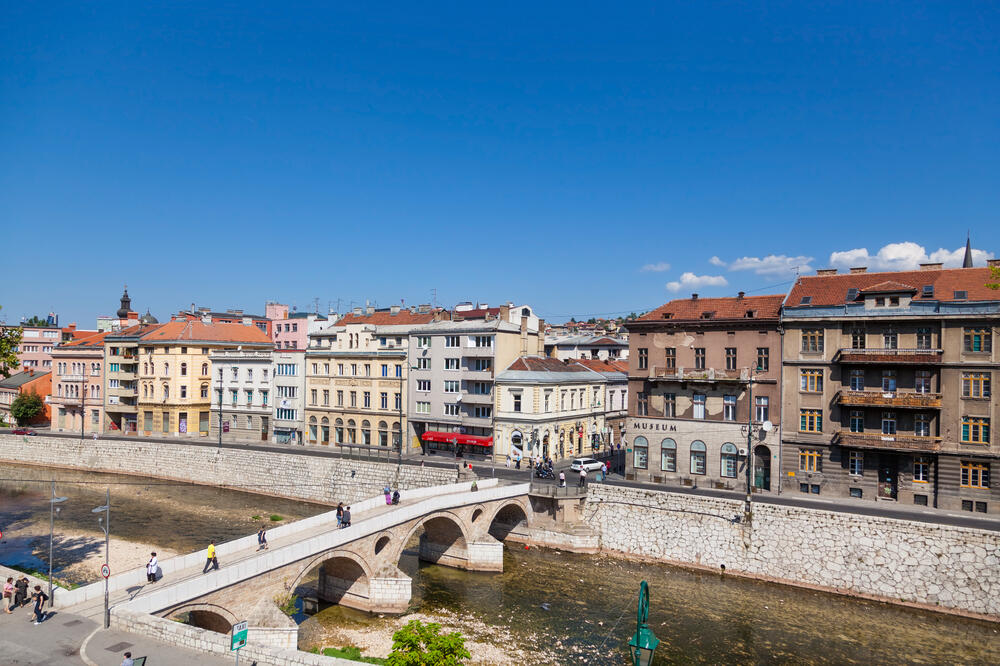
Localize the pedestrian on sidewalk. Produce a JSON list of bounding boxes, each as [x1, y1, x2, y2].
[[558, 470, 565, 487], [384, 485, 392, 505], [336, 502, 344, 528], [578, 468, 587, 488], [505, 454, 511, 469], [14, 576, 28, 608], [3, 576, 13, 613], [257, 527, 268, 550], [202, 541, 219, 573], [342, 506, 352, 528], [30, 585, 47, 624], [146, 552, 158, 583]]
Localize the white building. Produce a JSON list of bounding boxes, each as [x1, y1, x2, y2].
[[272, 350, 306, 444], [544, 334, 629, 361], [209, 348, 274, 442]]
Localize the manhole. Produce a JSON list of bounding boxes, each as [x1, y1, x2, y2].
[[106, 642, 133, 652], [63, 619, 83, 627]]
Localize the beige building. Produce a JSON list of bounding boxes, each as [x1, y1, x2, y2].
[[781, 263, 1000, 512], [136, 320, 272, 437], [50, 331, 108, 434]]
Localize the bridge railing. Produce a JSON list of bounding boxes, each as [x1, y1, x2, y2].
[[529, 481, 588, 498]]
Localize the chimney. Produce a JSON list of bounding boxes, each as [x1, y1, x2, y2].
[[691, 293, 698, 300], [737, 292, 745, 300], [919, 262, 943, 271], [365, 306, 375, 315], [987, 259, 1000, 268], [815, 269, 837, 276], [201, 312, 212, 324], [850, 267, 867, 274], [499, 304, 510, 322], [390, 305, 400, 315]]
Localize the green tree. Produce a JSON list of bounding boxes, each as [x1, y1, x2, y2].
[[987, 265, 1000, 290], [386, 620, 470, 666], [11, 391, 44, 426], [0, 308, 22, 378], [22, 316, 48, 327]]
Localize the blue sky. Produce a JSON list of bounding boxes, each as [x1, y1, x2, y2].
[[2, 2, 998, 326]]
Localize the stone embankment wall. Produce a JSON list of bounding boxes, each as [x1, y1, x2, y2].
[[585, 484, 1000, 620], [0, 434, 455, 504]]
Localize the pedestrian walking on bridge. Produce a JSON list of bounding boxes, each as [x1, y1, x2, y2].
[[202, 541, 219, 573], [578, 468, 587, 488]]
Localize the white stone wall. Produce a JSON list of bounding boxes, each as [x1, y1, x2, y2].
[[0, 433, 456, 504], [585, 484, 1000, 619]]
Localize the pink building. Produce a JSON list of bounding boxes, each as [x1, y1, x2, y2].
[[13, 325, 61, 371], [50, 331, 109, 434], [266, 302, 333, 351]]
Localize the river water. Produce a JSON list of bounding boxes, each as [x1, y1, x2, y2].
[[1, 463, 998, 664]]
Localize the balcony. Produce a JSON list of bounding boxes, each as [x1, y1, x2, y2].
[[836, 390, 942, 409], [108, 370, 137, 381], [834, 431, 941, 453], [460, 392, 493, 404], [649, 366, 749, 383], [61, 374, 85, 382], [835, 348, 942, 364]]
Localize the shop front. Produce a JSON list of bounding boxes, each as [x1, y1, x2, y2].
[[421, 430, 494, 458]]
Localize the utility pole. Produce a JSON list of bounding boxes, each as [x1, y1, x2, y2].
[[48, 482, 67, 607], [745, 372, 754, 519], [92, 489, 110, 629]]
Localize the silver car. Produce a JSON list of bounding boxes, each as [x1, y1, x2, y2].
[[570, 457, 604, 473]]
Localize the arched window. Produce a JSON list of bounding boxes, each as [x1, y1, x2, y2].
[[660, 438, 677, 472], [362, 420, 371, 446], [392, 422, 401, 449], [721, 443, 739, 478], [58, 384, 63, 397], [143, 384, 148, 398], [200, 383, 208, 398], [347, 419, 357, 444], [308, 416, 318, 444], [334, 418, 343, 444], [321, 416, 330, 444], [143, 362, 148, 375], [633, 436, 649, 469], [690, 440, 707, 475], [162, 384, 170, 400], [378, 420, 388, 446], [164, 362, 169, 376], [180, 363, 187, 376]]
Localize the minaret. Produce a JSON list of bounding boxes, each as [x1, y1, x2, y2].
[[963, 233, 974, 268], [117, 285, 132, 319]]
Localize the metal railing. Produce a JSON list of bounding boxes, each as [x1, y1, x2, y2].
[[529, 480, 588, 498]]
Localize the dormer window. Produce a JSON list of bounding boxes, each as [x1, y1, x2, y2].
[[954, 290, 968, 300], [889, 296, 899, 306], [846, 288, 859, 302], [745, 310, 756, 318], [799, 296, 812, 305], [662, 312, 673, 319], [922, 285, 934, 298], [875, 297, 885, 306], [700, 312, 714, 319]]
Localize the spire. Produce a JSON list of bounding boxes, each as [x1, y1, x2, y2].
[[963, 232, 974, 268], [117, 285, 132, 319]]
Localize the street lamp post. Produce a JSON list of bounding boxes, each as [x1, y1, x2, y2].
[[92, 489, 110, 629], [628, 580, 660, 666], [47, 482, 67, 607]]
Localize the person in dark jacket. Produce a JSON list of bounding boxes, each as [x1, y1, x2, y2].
[[14, 576, 29, 609], [31, 585, 48, 624], [341, 506, 352, 527]]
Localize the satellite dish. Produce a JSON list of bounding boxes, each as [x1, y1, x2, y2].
[[762, 420, 773, 432]]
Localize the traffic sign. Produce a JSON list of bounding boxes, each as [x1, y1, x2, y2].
[[101, 564, 111, 579], [231, 620, 248, 651]]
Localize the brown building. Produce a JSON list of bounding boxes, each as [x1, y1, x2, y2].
[[781, 263, 1000, 512], [624, 293, 784, 490]]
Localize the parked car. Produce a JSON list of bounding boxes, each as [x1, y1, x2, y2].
[[11, 428, 37, 435], [570, 457, 604, 473]]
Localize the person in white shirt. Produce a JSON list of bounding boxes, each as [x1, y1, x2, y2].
[[146, 552, 158, 583]]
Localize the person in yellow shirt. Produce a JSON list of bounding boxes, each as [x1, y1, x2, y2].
[[202, 541, 219, 573]]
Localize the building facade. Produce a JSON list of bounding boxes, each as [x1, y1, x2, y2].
[[50, 332, 108, 434], [544, 334, 629, 361], [13, 325, 61, 371], [781, 263, 1000, 512], [0, 369, 51, 426], [265, 302, 334, 351], [136, 320, 272, 438], [209, 349, 274, 442], [272, 350, 306, 444], [624, 293, 784, 490]]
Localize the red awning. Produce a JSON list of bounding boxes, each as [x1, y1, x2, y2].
[[421, 430, 493, 447]]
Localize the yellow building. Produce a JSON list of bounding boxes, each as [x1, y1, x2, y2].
[[136, 320, 272, 437]]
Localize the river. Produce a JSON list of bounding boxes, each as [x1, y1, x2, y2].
[[1, 463, 998, 664]]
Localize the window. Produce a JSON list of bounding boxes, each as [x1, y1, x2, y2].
[[276, 363, 297, 376], [416, 358, 430, 370], [850, 329, 866, 350], [395, 364, 402, 378], [444, 380, 459, 393], [720, 443, 738, 478], [913, 456, 930, 483], [416, 380, 431, 392], [755, 396, 769, 422], [443, 403, 460, 416], [692, 393, 706, 419], [916, 328, 932, 350], [200, 384, 209, 399], [848, 450, 863, 475], [962, 417, 990, 444], [417, 336, 431, 348], [474, 406, 492, 418], [954, 290, 968, 300], [311, 389, 318, 405], [800, 369, 823, 392], [665, 348, 676, 370], [351, 364, 357, 376], [444, 335, 461, 347], [964, 328, 992, 352], [230, 389, 237, 405], [915, 370, 931, 394], [881, 411, 896, 435], [380, 392, 388, 409], [915, 413, 931, 437], [875, 297, 886, 307], [633, 436, 648, 469], [543, 391, 551, 412], [474, 358, 492, 372], [231, 366, 238, 380], [363, 391, 371, 408], [338, 363, 344, 375], [664, 393, 676, 417], [962, 372, 991, 399], [725, 348, 737, 371], [512, 393, 522, 412], [800, 409, 822, 432], [472, 335, 493, 348], [850, 369, 864, 392], [638, 348, 648, 370], [883, 331, 898, 349], [180, 385, 188, 399], [961, 461, 990, 488], [850, 410, 864, 433], [349, 391, 357, 407], [882, 370, 897, 392], [322, 389, 329, 406], [723, 395, 736, 421], [444, 358, 459, 370], [694, 348, 705, 370], [337, 390, 343, 406], [245, 389, 253, 405], [381, 364, 388, 377], [798, 449, 822, 472], [802, 329, 824, 353], [415, 401, 431, 414], [690, 440, 706, 475], [636, 392, 648, 416], [756, 347, 769, 371], [660, 438, 676, 472]]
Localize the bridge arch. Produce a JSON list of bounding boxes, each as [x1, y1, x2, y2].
[[487, 499, 531, 542], [167, 602, 239, 634], [290, 548, 374, 608], [392, 510, 470, 568]]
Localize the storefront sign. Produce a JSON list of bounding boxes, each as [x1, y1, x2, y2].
[[627, 417, 678, 433]]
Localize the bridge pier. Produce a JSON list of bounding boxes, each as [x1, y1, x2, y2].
[[369, 565, 413, 613], [318, 561, 412, 614]]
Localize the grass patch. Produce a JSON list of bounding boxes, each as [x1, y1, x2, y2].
[[321, 647, 386, 664], [275, 593, 298, 616], [251, 515, 261, 521], [269, 514, 284, 522]]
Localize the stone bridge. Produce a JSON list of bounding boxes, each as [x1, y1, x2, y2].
[[59, 478, 593, 648]]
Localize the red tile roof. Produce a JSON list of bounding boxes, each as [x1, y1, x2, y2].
[[637, 294, 784, 322], [787, 267, 997, 307], [576, 358, 628, 374], [505, 356, 592, 373], [859, 280, 918, 294], [138, 321, 272, 344], [453, 307, 501, 320], [335, 310, 440, 326], [60, 331, 111, 348]]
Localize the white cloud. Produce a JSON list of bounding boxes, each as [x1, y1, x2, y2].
[[828, 242, 994, 272], [709, 256, 726, 267], [666, 272, 728, 292], [641, 262, 671, 272], [723, 254, 814, 277]]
